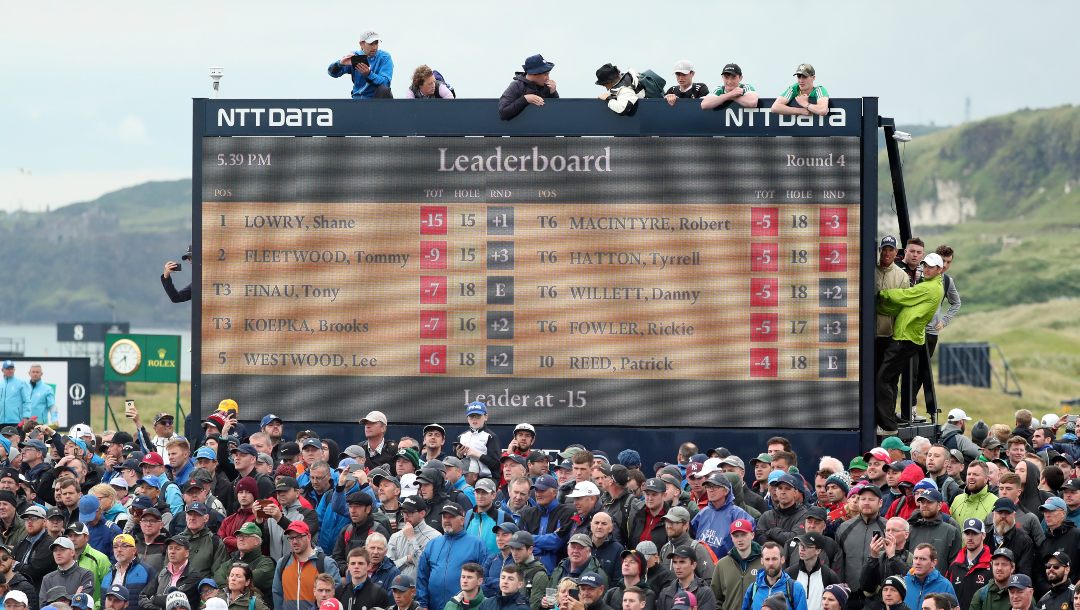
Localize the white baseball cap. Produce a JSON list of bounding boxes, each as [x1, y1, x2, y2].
[[4, 591, 28, 606], [947, 408, 972, 422], [673, 60, 695, 74], [399, 473, 418, 498], [71, 423, 94, 439], [922, 253, 944, 268], [359, 410, 387, 425], [697, 457, 723, 478], [566, 481, 601, 498], [360, 31, 381, 44]]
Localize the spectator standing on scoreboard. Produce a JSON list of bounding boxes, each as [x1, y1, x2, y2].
[[700, 64, 759, 110], [664, 60, 709, 105], [161, 246, 192, 303], [874, 236, 910, 371], [406, 65, 455, 99], [0, 361, 30, 427], [916, 245, 962, 402], [498, 54, 558, 121], [896, 238, 926, 287], [328, 31, 394, 99], [770, 64, 830, 116], [26, 364, 56, 425], [874, 253, 946, 435]]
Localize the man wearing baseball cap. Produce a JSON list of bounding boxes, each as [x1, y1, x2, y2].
[[945, 519, 992, 609], [519, 475, 574, 572], [771, 63, 830, 117], [416, 503, 487, 610], [875, 250, 947, 435], [328, 31, 393, 99], [358, 410, 397, 469], [700, 63, 759, 111], [273, 521, 340, 610], [663, 60, 709, 106], [710, 520, 761, 610], [1037, 496, 1080, 579], [873, 235, 910, 370], [938, 409, 982, 463], [421, 424, 449, 463], [690, 472, 753, 560], [40, 537, 94, 606], [756, 474, 808, 549]]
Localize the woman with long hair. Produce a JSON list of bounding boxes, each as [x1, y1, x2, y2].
[[220, 563, 270, 610]]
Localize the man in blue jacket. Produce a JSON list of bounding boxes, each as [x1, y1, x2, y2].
[[741, 542, 807, 610], [0, 361, 30, 426], [328, 31, 393, 98], [417, 502, 487, 610], [26, 364, 55, 424], [692, 472, 754, 560], [903, 543, 955, 610]]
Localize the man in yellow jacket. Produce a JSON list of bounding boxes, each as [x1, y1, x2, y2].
[[875, 252, 946, 435]]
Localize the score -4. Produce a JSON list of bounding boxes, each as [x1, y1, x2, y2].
[[216, 153, 271, 166]]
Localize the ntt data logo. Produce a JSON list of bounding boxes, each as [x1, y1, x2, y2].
[[217, 108, 333, 127]]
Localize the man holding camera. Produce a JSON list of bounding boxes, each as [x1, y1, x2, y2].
[[328, 31, 394, 99], [161, 246, 192, 303]]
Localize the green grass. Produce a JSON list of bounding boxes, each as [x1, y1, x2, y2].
[[934, 299, 1080, 427]]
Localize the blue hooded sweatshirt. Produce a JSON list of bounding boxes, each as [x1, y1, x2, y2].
[[691, 483, 754, 559], [327, 49, 393, 98]]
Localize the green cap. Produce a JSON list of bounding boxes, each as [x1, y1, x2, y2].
[[881, 437, 910, 452], [849, 456, 869, 471], [236, 522, 262, 537], [395, 447, 421, 468], [750, 453, 773, 465]]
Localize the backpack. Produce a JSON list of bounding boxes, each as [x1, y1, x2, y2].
[[433, 70, 456, 97], [273, 548, 331, 586], [637, 70, 667, 99]]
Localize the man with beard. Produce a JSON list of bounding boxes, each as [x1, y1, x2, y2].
[[969, 548, 1015, 610], [739, 542, 806, 610], [985, 498, 1034, 578], [950, 462, 998, 524], [1034, 551, 1073, 610], [922, 447, 960, 506], [835, 486, 886, 602], [862, 449, 896, 513], [874, 236, 910, 369], [907, 489, 961, 573]]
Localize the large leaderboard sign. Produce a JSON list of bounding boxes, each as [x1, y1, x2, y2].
[[195, 99, 876, 433]]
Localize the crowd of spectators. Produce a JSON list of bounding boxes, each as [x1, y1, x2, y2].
[[0, 397, 1077, 610]]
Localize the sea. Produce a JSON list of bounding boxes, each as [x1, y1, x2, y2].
[[0, 323, 192, 381]]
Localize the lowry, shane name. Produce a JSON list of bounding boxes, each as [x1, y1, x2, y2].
[[438, 146, 612, 172]]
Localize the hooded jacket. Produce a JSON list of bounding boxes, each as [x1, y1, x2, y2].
[[885, 466, 927, 520], [907, 511, 962, 573], [725, 473, 763, 519], [945, 545, 992, 609], [326, 48, 393, 99], [182, 526, 228, 579], [477, 590, 530, 610], [214, 548, 276, 603], [949, 486, 998, 525], [968, 581, 1010, 610], [416, 528, 488, 610], [498, 74, 560, 121], [693, 488, 754, 560], [520, 499, 574, 573], [712, 542, 763, 610], [420, 470, 456, 533], [877, 274, 944, 345], [902, 569, 955, 610]]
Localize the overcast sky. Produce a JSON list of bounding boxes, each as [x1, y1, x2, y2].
[[2, 1, 1077, 212]]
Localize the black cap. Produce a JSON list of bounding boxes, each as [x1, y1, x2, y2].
[[438, 502, 464, 517], [595, 63, 621, 86], [666, 545, 697, 561], [643, 478, 666, 494], [346, 491, 374, 506], [400, 497, 427, 513], [991, 547, 1015, 563], [1048, 550, 1071, 566], [805, 506, 828, 522], [721, 63, 742, 76], [858, 485, 883, 498], [1061, 478, 1080, 491], [274, 476, 300, 491], [165, 535, 190, 548], [796, 532, 826, 548]]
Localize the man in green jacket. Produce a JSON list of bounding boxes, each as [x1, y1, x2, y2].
[[875, 252, 946, 434], [710, 520, 762, 610], [68, 522, 111, 608], [969, 548, 1015, 610], [179, 502, 228, 579]]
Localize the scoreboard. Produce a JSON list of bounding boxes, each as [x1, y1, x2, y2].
[[194, 98, 877, 435]]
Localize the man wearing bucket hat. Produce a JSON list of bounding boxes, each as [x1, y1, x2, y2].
[[499, 54, 559, 121]]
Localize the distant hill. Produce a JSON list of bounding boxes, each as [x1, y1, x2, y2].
[[877, 105, 1080, 313], [0, 180, 193, 326]]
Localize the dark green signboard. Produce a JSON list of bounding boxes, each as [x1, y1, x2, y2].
[[104, 334, 181, 383]]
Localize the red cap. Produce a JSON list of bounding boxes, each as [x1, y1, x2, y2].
[[285, 521, 310, 536], [730, 519, 754, 534], [140, 452, 164, 466], [862, 448, 892, 465], [320, 601, 343, 610]]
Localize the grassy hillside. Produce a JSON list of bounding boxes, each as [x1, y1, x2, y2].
[[879, 105, 1080, 313], [934, 299, 1080, 427], [0, 180, 192, 326]]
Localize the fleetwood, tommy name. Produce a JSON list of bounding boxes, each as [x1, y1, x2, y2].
[[568, 286, 700, 304]]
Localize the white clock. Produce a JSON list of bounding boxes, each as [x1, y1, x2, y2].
[[108, 339, 142, 376]]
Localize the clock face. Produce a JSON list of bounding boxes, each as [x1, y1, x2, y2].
[[109, 339, 142, 376]]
